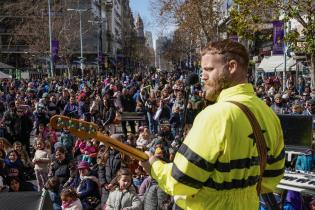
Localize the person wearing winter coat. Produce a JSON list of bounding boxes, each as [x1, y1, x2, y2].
[[295, 149, 315, 172], [76, 161, 101, 210], [63, 96, 79, 119], [143, 179, 171, 210], [33, 139, 51, 191], [45, 177, 62, 210], [49, 147, 71, 186], [100, 98, 116, 135], [105, 168, 142, 210], [98, 148, 122, 205], [61, 187, 83, 210], [4, 150, 25, 182], [59, 130, 75, 155]]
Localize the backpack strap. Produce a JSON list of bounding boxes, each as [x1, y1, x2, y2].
[[228, 101, 267, 195]]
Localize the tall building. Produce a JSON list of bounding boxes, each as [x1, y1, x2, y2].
[[145, 31, 153, 49], [155, 36, 169, 70], [135, 14, 144, 38]]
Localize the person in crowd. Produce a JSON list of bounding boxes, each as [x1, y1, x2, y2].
[[49, 147, 71, 186], [13, 141, 33, 179], [143, 177, 172, 210], [45, 177, 62, 210], [4, 150, 25, 182], [33, 139, 50, 191], [120, 88, 136, 137], [13, 141, 31, 167], [61, 187, 83, 210], [105, 168, 142, 210], [303, 98, 315, 116], [295, 149, 315, 172], [33, 102, 50, 132], [270, 93, 290, 114], [37, 122, 49, 140], [145, 91, 158, 135], [63, 96, 79, 118], [136, 127, 151, 150], [98, 134, 124, 205], [76, 161, 101, 210], [59, 129, 75, 155], [1, 102, 18, 144], [291, 103, 303, 115], [100, 98, 116, 135], [7, 176, 35, 192], [47, 94, 59, 117], [57, 89, 70, 114], [282, 190, 303, 210], [81, 140, 97, 166]]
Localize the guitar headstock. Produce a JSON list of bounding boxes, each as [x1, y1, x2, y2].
[[50, 115, 98, 139]]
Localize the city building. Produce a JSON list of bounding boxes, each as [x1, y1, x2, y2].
[[145, 31, 153, 49], [155, 36, 170, 71]]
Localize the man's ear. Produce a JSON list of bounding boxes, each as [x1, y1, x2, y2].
[[228, 60, 238, 74]]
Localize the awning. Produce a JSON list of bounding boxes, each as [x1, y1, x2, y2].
[[0, 71, 12, 79], [258, 55, 296, 73], [0, 62, 15, 69]]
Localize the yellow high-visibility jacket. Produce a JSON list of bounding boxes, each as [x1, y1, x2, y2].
[[151, 83, 284, 210]]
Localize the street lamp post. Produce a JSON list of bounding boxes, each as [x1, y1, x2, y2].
[[67, 8, 88, 77], [88, 0, 104, 76], [48, 0, 54, 77]]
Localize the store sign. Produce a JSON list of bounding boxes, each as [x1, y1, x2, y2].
[[273, 21, 284, 55]]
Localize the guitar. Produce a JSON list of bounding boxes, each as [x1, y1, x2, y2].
[[50, 115, 149, 161]]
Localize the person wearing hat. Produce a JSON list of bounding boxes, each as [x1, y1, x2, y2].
[[76, 161, 101, 210]]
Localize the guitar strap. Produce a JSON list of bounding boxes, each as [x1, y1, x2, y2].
[[228, 101, 280, 210], [228, 101, 267, 195]]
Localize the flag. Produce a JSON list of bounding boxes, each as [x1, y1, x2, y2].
[[273, 21, 284, 55]]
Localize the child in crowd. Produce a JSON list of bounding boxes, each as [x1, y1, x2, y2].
[[81, 140, 97, 165], [37, 123, 49, 140], [105, 168, 142, 210], [136, 127, 151, 150], [47, 123, 58, 152], [45, 177, 62, 210], [60, 187, 83, 210], [59, 129, 75, 154], [33, 139, 50, 192]]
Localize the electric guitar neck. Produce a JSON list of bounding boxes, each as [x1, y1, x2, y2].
[[50, 115, 149, 161]]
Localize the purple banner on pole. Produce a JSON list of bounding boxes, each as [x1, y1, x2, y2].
[[52, 40, 59, 63], [273, 21, 284, 55], [98, 52, 104, 65]]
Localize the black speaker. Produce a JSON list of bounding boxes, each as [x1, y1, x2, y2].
[[277, 114, 313, 149], [0, 190, 53, 210]]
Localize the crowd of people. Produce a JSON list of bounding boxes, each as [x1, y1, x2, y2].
[[0, 68, 313, 210]]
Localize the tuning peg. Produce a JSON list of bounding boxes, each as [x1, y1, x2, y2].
[[57, 117, 64, 127]]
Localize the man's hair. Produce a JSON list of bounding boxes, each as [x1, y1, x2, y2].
[[201, 39, 249, 71]]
